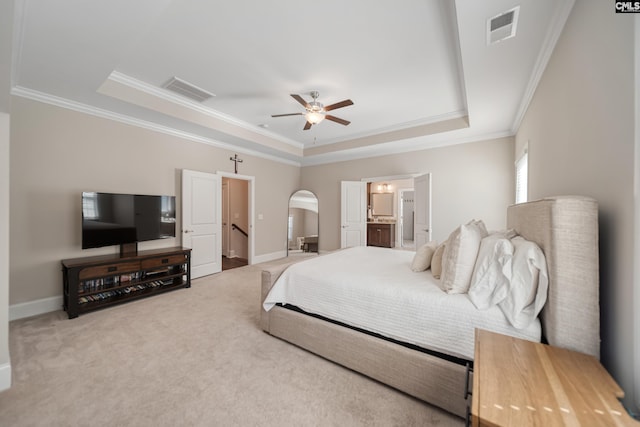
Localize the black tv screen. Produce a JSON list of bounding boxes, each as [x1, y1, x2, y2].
[[82, 192, 176, 249]]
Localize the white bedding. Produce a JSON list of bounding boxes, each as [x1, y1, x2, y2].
[[263, 246, 541, 360]]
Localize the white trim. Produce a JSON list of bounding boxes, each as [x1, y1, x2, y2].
[[9, 295, 63, 321], [0, 362, 11, 392], [360, 173, 421, 183], [217, 171, 255, 265], [10, 86, 302, 167], [511, 0, 575, 133], [252, 250, 287, 265]]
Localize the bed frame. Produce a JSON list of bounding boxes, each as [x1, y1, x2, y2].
[[260, 196, 600, 417]]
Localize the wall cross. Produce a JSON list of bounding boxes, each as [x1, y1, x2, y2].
[[229, 154, 243, 174]]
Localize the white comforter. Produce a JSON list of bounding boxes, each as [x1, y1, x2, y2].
[[263, 246, 541, 360]]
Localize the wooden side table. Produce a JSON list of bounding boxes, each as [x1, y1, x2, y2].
[[471, 329, 638, 426]]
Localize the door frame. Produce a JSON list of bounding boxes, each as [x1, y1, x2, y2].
[[217, 171, 255, 265], [360, 173, 424, 248]]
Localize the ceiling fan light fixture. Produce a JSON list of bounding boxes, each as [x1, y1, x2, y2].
[[305, 110, 325, 124], [272, 91, 352, 129]]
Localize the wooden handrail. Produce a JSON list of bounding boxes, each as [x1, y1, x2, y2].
[[231, 223, 248, 237]]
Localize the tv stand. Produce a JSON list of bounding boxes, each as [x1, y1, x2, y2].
[[120, 242, 138, 256], [62, 246, 191, 319]]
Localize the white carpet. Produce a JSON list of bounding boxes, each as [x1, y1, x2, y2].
[[1, 260, 462, 426]]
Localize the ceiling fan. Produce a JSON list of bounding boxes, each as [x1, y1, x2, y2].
[[271, 91, 354, 130]]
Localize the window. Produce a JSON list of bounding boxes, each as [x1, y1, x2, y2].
[[287, 215, 293, 241], [515, 145, 528, 204]]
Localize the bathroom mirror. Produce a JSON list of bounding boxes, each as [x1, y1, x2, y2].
[[287, 190, 319, 255], [371, 193, 394, 216]]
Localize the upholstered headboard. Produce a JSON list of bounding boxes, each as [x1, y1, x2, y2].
[[507, 196, 600, 358]]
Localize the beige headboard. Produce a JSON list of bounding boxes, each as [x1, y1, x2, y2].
[[507, 196, 600, 358]]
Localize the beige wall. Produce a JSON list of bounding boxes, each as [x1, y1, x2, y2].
[[301, 137, 514, 251], [515, 1, 637, 412], [9, 96, 300, 305]]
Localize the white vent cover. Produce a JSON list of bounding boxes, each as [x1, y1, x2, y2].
[[487, 6, 520, 45], [162, 77, 215, 102]]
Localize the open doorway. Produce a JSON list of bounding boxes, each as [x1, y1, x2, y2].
[[221, 176, 251, 271], [181, 170, 254, 278], [341, 173, 430, 251], [366, 177, 415, 249]]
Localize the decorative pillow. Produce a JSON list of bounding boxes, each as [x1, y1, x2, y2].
[[431, 242, 446, 279], [498, 236, 549, 329], [441, 220, 489, 294], [468, 234, 514, 310], [411, 241, 438, 272]]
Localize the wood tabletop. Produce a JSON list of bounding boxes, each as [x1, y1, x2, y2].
[[472, 329, 638, 426]]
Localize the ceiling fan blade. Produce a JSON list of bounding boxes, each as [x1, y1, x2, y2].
[[324, 99, 354, 112], [303, 121, 313, 130], [291, 94, 310, 109], [325, 115, 350, 126], [271, 113, 304, 117]]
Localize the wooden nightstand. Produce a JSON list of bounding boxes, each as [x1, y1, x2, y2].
[[470, 329, 638, 426]]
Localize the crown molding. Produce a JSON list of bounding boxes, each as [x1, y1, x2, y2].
[[11, 86, 301, 167]]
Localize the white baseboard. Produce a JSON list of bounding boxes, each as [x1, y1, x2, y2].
[[252, 250, 286, 264], [0, 362, 11, 392], [9, 296, 63, 321]]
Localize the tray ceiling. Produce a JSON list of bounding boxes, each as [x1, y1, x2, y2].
[[10, 0, 574, 165]]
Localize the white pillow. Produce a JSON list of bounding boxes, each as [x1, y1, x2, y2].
[[468, 234, 514, 310], [410, 241, 437, 272], [498, 236, 549, 329], [431, 242, 446, 279], [441, 220, 488, 294]]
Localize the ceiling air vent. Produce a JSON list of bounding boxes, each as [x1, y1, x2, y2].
[[162, 76, 215, 102], [487, 6, 520, 45]]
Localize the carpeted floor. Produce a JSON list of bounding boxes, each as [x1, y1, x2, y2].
[[0, 259, 463, 426]]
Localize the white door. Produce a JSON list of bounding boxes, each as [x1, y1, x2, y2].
[[414, 173, 432, 247], [182, 169, 222, 278], [340, 181, 367, 248]]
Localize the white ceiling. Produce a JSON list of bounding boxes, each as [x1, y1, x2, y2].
[[10, 0, 574, 165]]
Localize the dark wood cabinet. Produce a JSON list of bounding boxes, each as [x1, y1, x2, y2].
[[367, 223, 396, 248], [62, 247, 191, 319]]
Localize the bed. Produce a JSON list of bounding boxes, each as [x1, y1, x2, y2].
[[260, 196, 600, 417]]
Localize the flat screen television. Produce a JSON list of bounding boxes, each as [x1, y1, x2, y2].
[[82, 192, 176, 250]]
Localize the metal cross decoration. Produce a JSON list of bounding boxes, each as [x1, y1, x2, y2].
[[229, 154, 243, 174]]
